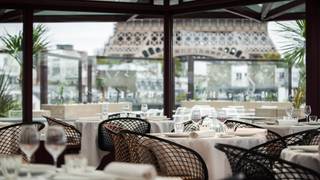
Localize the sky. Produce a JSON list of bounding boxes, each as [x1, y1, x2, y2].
[[0, 21, 291, 56]]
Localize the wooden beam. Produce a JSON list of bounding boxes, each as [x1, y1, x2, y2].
[[0, 10, 22, 22], [224, 6, 261, 22], [170, 0, 286, 15], [306, 0, 320, 116], [261, 3, 273, 20], [264, 0, 305, 20], [174, 11, 247, 19], [22, 8, 33, 123], [270, 12, 305, 21], [163, 13, 174, 118], [0, 0, 164, 15]]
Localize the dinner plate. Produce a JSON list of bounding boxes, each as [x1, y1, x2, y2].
[[217, 133, 235, 138], [235, 132, 256, 137], [163, 132, 189, 138], [288, 145, 318, 152], [308, 122, 320, 125], [19, 164, 56, 178]]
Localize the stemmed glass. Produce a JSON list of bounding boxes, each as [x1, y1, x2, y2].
[[285, 106, 293, 119], [45, 126, 67, 168], [304, 105, 311, 121], [19, 125, 40, 163], [141, 104, 148, 118]]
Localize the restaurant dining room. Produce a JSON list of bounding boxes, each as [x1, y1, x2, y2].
[[0, 0, 319, 179]]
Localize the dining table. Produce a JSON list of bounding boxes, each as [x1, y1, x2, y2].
[[280, 146, 320, 173], [74, 116, 174, 166], [257, 123, 320, 136], [12, 163, 182, 180], [155, 128, 267, 180]]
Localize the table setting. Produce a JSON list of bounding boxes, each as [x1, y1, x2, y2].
[[154, 116, 267, 180], [74, 104, 173, 166], [280, 145, 320, 173], [6, 122, 181, 180]]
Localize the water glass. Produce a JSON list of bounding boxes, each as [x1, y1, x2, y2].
[[64, 154, 88, 173], [224, 123, 236, 135], [141, 104, 148, 118], [19, 125, 40, 163], [309, 115, 318, 123], [304, 105, 312, 120], [45, 126, 67, 167], [0, 155, 22, 180], [174, 123, 184, 133]]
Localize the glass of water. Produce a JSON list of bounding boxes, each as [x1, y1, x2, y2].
[[64, 154, 88, 173], [174, 122, 184, 133], [309, 115, 318, 123], [45, 126, 67, 168], [0, 155, 22, 180], [19, 125, 40, 163]]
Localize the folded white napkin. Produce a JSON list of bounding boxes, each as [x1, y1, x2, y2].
[[235, 128, 267, 136], [54, 173, 110, 180], [104, 162, 157, 180], [147, 116, 168, 121], [189, 131, 215, 138], [277, 119, 298, 125]]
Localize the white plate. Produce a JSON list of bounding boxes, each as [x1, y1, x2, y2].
[[163, 132, 189, 138], [288, 145, 319, 152], [20, 164, 56, 177], [235, 132, 256, 137], [217, 133, 235, 138], [308, 122, 320, 125]]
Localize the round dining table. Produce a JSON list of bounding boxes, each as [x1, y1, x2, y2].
[[281, 147, 320, 173], [74, 116, 174, 166], [157, 129, 267, 180], [258, 123, 320, 136]]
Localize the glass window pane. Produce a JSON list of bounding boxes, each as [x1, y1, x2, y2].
[[0, 9, 23, 123]]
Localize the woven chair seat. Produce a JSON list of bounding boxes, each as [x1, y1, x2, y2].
[[43, 116, 81, 147], [215, 143, 320, 180], [0, 122, 45, 161], [224, 120, 281, 141], [120, 130, 208, 180], [97, 117, 150, 151]]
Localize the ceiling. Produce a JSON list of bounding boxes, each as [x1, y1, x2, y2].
[[0, 0, 305, 22]]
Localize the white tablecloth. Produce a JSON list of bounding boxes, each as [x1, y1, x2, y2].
[[281, 147, 320, 173], [259, 124, 320, 136], [159, 134, 266, 180], [75, 118, 174, 166]]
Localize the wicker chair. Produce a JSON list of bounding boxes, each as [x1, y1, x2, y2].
[[215, 143, 320, 180], [120, 130, 208, 180], [98, 117, 150, 151], [0, 122, 45, 158], [249, 128, 320, 158], [43, 116, 81, 147], [224, 120, 281, 141], [97, 124, 130, 170], [108, 112, 141, 119]]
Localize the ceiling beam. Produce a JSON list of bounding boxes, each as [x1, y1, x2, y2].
[[260, 3, 273, 20], [170, 0, 286, 15], [224, 6, 261, 22], [174, 12, 247, 19], [0, 10, 22, 22], [0, 0, 164, 15], [264, 0, 305, 20], [269, 12, 305, 21]]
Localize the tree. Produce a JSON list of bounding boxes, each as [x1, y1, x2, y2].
[[0, 24, 49, 84], [277, 20, 306, 108]]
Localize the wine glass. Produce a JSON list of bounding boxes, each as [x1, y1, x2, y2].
[[19, 125, 40, 163], [285, 106, 293, 119], [141, 104, 148, 118], [304, 105, 311, 121], [45, 126, 67, 168]]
